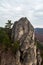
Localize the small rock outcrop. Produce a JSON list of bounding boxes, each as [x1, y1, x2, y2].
[[37, 49, 42, 65], [11, 17, 37, 65]]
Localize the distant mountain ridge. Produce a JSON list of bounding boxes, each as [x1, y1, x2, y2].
[[35, 28, 43, 42]]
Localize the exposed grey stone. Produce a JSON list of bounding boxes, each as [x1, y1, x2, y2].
[[11, 17, 34, 42]]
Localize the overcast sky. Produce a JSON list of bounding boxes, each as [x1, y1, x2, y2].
[[0, 0, 43, 28]]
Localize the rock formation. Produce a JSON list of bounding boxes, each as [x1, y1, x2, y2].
[[11, 17, 37, 65], [0, 17, 42, 65]]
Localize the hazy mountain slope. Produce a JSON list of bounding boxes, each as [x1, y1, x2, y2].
[[35, 28, 43, 42]]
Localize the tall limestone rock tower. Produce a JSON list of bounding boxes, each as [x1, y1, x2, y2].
[[12, 17, 37, 65]]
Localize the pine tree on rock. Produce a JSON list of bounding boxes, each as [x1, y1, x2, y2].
[[5, 20, 13, 29]]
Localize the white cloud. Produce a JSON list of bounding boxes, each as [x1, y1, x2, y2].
[[34, 25, 43, 28], [15, 6, 22, 11], [0, 0, 43, 28]]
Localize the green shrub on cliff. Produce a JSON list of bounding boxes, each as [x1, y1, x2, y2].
[[0, 28, 20, 53], [11, 41, 20, 54], [0, 28, 11, 48]]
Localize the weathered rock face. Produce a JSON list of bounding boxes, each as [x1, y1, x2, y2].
[[0, 48, 16, 65], [11, 17, 37, 65], [11, 17, 34, 42]]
